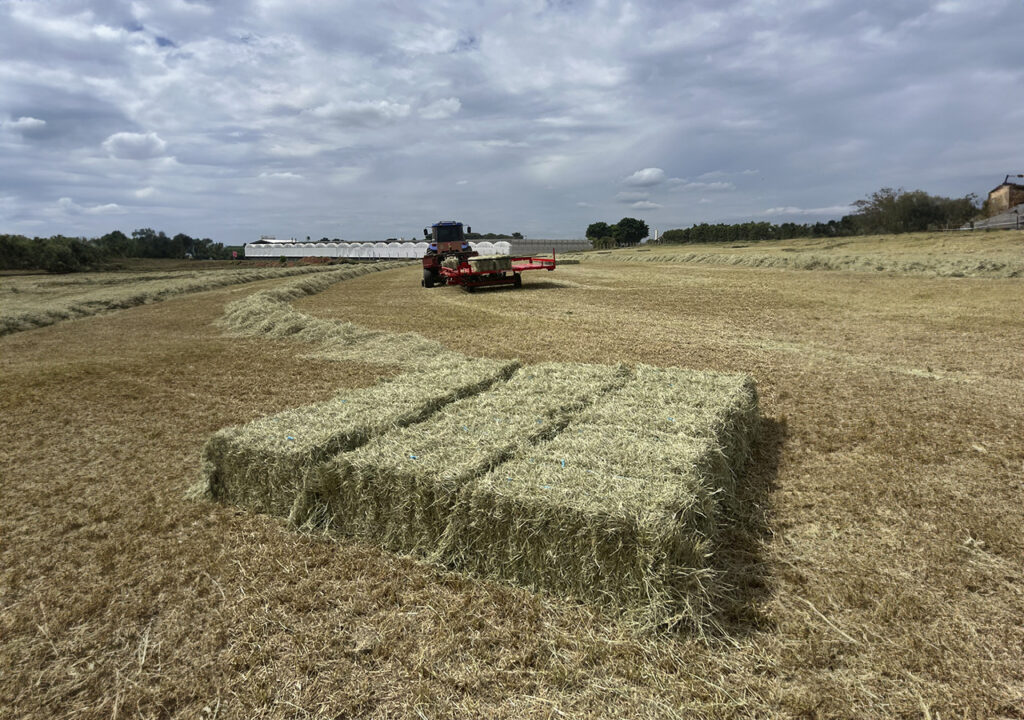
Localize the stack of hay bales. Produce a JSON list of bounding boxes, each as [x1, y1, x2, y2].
[[439, 366, 760, 629], [306, 363, 629, 553], [201, 354, 760, 631], [199, 357, 519, 517], [468, 255, 512, 273]]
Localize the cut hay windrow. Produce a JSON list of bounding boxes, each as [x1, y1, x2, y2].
[[0, 264, 354, 337], [574, 248, 1024, 278], [216, 262, 462, 368], [438, 365, 760, 630], [217, 263, 402, 342], [305, 363, 630, 553], [200, 356, 519, 517]]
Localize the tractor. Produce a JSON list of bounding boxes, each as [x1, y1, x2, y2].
[[420, 221, 476, 288], [420, 220, 556, 291]]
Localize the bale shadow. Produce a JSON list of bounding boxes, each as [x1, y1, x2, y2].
[[710, 415, 786, 637]]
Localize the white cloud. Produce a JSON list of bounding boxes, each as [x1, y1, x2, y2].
[[623, 168, 666, 187], [102, 132, 167, 159], [3, 116, 46, 131], [134, 186, 156, 198], [615, 191, 650, 202], [681, 181, 734, 191], [764, 205, 854, 216], [258, 171, 303, 180], [56, 197, 126, 215], [420, 97, 461, 120], [309, 100, 411, 126], [631, 200, 662, 209]]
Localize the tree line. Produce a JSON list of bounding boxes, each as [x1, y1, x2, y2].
[[587, 187, 982, 247], [585, 217, 649, 248], [0, 228, 239, 273]]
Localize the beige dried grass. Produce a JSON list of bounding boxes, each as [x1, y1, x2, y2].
[[304, 363, 629, 552], [0, 264, 345, 336], [440, 366, 760, 630], [468, 255, 512, 272], [573, 231, 1024, 278], [199, 356, 519, 516], [215, 262, 463, 368]]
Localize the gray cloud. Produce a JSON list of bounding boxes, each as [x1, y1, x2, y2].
[[102, 131, 167, 159], [0, 0, 1020, 242], [623, 168, 667, 187]]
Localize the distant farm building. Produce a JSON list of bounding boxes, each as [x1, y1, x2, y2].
[[243, 237, 590, 259], [987, 175, 1024, 214]]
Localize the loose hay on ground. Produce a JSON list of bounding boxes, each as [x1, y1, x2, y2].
[[440, 366, 760, 630], [199, 356, 519, 517], [307, 363, 630, 554], [217, 262, 463, 368], [0, 264, 347, 336]]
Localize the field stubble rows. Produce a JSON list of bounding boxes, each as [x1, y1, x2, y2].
[[1, 254, 1022, 718]]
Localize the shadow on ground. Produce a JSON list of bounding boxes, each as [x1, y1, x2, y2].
[[712, 415, 786, 637]]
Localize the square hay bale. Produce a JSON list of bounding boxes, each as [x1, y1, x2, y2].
[[468, 254, 512, 273], [200, 356, 519, 517], [307, 363, 630, 554], [437, 366, 760, 630], [441, 256, 461, 270]]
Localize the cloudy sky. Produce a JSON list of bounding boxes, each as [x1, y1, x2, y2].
[[1, 0, 1020, 243]]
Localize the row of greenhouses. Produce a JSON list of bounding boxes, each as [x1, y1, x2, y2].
[[243, 240, 513, 259]]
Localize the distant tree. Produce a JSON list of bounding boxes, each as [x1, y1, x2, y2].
[[852, 187, 980, 233], [95, 230, 132, 256], [511, 232, 523, 239], [172, 233, 194, 257], [613, 217, 648, 246], [658, 229, 689, 244], [586, 221, 610, 240]]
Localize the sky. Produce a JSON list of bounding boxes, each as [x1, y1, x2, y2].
[[1, 0, 1021, 244]]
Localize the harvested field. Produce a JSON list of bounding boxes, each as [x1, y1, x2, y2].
[[217, 261, 457, 367], [573, 229, 1024, 278], [2, 242, 1023, 718], [0, 264, 348, 336]]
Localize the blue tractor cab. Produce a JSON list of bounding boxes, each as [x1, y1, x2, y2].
[[421, 221, 476, 287]]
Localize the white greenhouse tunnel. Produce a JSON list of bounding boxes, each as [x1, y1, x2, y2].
[[244, 240, 518, 260]]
